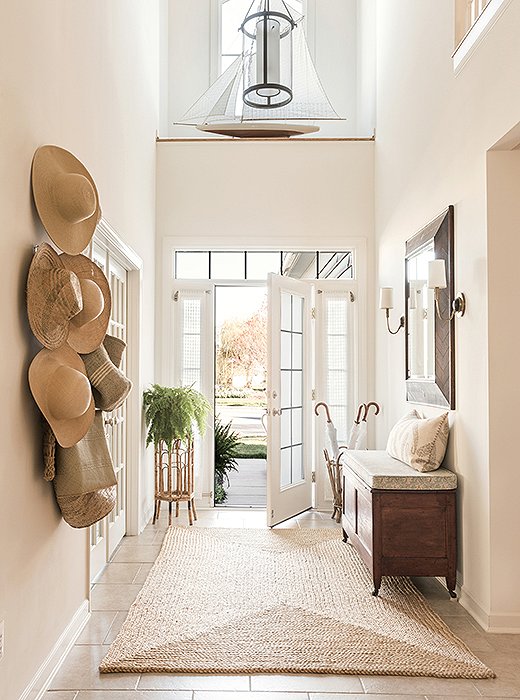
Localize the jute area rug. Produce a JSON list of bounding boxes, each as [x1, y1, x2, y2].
[[100, 527, 494, 678]]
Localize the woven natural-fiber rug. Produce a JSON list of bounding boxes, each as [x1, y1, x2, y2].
[[100, 527, 494, 678]]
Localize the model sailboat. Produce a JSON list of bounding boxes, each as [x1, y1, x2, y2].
[[177, 0, 341, 138]]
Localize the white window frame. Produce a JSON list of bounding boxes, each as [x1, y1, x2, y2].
[[210, 0, 312, 83]]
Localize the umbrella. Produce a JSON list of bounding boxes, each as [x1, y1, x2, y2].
[[314, 402, 339, 461], [350, 401, 381, 450]]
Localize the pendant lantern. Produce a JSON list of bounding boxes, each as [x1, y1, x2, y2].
[[241, 0, 296, 109]]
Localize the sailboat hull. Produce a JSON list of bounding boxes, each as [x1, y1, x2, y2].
[[196, 122, 320, 138]]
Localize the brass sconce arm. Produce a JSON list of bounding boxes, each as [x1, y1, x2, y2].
[[433, 288, 466, 321], [385, 309, 405, 335]]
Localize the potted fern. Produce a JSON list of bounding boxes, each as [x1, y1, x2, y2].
[[143, 384, 211, 525]]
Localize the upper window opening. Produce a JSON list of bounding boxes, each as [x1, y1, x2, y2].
[[455, 0, 491, 47], [174, 250, 354, 281], [219, 0, 304, 75]]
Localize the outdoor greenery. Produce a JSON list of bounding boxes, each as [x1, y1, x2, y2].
[[234, 439, 267, 460], [216, 302, 267, 388], [214, 417, 240, 504], [143, 384, 211, 449]]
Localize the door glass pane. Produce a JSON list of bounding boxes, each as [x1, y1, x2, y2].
[[281, 331, 292, 369], [292, 370, 302, 406], [292, 407, 302, 445], [292, 444, 304, 482], [281, 292, 291, 331], [281, 370, 291, 409], [176, 252, 210, 279], [292, 295, 303, 332], [292, 333, 303, 370], [211, 252, 245, 279], [281, 447, 292, 488], [281, 409, 291, 449]]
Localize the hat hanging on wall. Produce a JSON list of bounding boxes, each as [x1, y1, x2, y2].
[[103, 334, 126, 369], [81, 341, 132, 412], [31, 145, 101, 255], [26, 243, 83, 349], [28, 345, 95, 447], [54, 411, 117, 528], [59, 253, 111, 353]]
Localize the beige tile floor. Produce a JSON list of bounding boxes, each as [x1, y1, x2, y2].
[[45, 508, 520, 700]]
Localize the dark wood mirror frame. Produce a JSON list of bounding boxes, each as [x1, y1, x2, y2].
[[405, 206, 455, 409]]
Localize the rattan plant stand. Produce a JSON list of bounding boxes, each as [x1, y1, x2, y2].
[[153, 438, 197, 526], [323, 447, 343, 523]]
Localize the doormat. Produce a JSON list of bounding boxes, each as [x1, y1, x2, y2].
[[100, 527, 494, 678]]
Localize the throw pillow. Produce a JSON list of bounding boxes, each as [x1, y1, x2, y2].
[[387, 410, 450, 472]]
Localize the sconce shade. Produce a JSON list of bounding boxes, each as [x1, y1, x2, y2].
[[428, 259, 447, 289], [379, 287, 394, 310]]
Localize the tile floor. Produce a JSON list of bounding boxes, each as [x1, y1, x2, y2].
[[45, 508, 520, 700]]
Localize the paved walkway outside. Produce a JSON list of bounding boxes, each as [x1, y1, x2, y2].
[[226, 458, 266, 507]]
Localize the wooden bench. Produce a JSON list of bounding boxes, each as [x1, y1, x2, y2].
[[341, 450, 458, 598]]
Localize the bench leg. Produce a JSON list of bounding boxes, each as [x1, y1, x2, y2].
[[372, 568, 382, 597], [342, 528, 348, 543], [446, 575, 457, 599]]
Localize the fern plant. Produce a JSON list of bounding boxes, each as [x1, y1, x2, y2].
[[143, 384, 211, 449], [214, 417, 240, 504]]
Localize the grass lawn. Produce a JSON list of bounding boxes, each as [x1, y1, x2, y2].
[[233, 436, 267, 459], [216, 397, 266, 407]]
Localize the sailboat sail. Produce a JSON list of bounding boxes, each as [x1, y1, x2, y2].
[[178, 21, 341, 125]]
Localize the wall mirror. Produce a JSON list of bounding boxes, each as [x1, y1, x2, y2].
[[405, 206, 455, 409]]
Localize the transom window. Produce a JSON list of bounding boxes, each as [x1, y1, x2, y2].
[[174, 250, 354, 281], [219, 0, 305, 75]]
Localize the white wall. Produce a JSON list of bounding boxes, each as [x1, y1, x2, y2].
[[164, 0, 375, 138], [374, 0, 520, 630], [0, 2, 159, 697]]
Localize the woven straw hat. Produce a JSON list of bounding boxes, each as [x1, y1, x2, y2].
[[59, 253, 111, 353], [54, 411, 117, 528], [81, 341, 132, 412], [31, 145, 101, 255], [28, 345, 95, 448], [26, 243, 83, 349], [103, 334, 126, 369]]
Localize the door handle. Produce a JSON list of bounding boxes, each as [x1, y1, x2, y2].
[[272, 408, 282, 417]]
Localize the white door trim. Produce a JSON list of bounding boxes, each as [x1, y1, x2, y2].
[[94, 218, 144, 536]]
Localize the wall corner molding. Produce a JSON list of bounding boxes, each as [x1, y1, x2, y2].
[[18, 600, 90, 700]]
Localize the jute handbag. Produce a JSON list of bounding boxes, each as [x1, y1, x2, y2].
[[54, 411, 117, 528]]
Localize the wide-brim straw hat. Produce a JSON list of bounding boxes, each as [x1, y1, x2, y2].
[[31, 145, 101, 255], [60, 253, 111, 353], [26, 243, 83, 349], [81, 341, 132, 412], [28, 345, 95, 448]]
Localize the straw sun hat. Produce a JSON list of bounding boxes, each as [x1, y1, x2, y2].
[[60, 253, 111, 353], [28, 345, 95, 448], [26, 243, 83, 349], [31, 145, 101, 255], [81, 335, 132, 412]]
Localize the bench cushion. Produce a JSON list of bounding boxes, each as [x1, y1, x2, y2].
[[342, 450, 457, 490]]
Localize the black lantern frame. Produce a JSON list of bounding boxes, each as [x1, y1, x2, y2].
[[240, 0, 297, 110]]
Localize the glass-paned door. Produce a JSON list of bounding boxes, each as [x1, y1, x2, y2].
[[267, 274, 312, 526], [313, 280, 358, 512], [171, 283, 215, 504], [89, 244, 129, 582]]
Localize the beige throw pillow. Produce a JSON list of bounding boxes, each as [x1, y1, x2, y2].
[[386, 410, 450, 472]]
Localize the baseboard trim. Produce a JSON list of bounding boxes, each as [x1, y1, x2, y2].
[[487, 611, 520, 633], [18, 599, 90, 700], [458, 587, 491, 631]]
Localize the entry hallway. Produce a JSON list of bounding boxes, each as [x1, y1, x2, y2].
[[45, 509, 520, 699]]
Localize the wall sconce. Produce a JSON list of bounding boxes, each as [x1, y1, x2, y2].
[[379, 287, 405, 335], [427, 260, 466, 320]]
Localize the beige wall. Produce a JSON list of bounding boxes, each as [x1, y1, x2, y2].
[[0, 2, 159, 697], [487, 149, 520, 628], [374, 0, 520, 629]]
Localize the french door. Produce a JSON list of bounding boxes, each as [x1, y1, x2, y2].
[[89, 244, 129, 582], [169, 277, 360, 526], [267, 275, 313, 526]]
